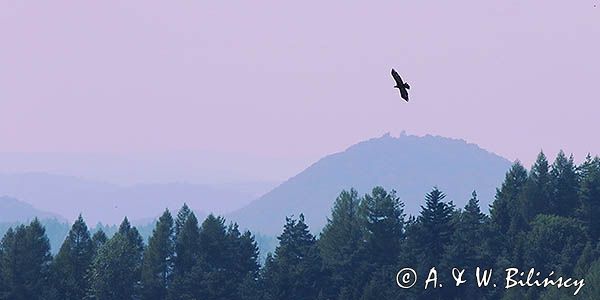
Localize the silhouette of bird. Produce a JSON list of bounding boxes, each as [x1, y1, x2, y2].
[[391, 68, 410, 102]]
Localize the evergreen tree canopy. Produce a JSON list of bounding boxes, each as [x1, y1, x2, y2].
[[174, 203, 192, 238], [443, 191, 490, 299], [522, 151, 553, 220], [262, 214, 323, 300], [169, 211, 200, 300], [490, 162, 528, 235], [319, 189, 366, 299], [52, 215, 93, 300], [522, 215, 587, 275], [360, 186, 405, 268], [88, 218, 144, 300], [91, 229, 108, 254], [141, 209, 174, 300], [417, 187, 455, 267], [550, 151, 579, 216], [577, 155, 600, 240], [0, 219, 52, 300]]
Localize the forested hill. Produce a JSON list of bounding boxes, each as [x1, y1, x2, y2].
[[230, 133, 511, 234], [3, 151, 600, 299]]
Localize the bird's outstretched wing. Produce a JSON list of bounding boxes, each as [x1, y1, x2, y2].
[[399, 88, 409, 102], [391, 68, 404, 86]]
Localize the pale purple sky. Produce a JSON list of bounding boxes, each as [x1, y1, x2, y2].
[[1, 1, 599, 182]]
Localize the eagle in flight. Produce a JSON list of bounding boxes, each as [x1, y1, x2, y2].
[[391, 68, 410, 102]]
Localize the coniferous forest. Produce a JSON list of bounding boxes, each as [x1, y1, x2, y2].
[[2, 151, 600, 299]]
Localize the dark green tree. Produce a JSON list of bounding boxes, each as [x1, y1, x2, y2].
[[360, 186, 405, 268], [261, 214, 323, 300], [169, 211, 200, 300], [91, 229, 108, 255], [522, 215, 587, 275], [490, 162, 528, 235], [417, 187, 455, 267], [0, 219, 52, 300], [444, 191, 490, 299], [407, 188, 455, 300], [87, 218, 144, 300], [174, 203, 192, 238], [171, 215, 261, 300], [550, 151, 579, 216], [52, 215, 94, 300], [577, 155, 600, 240], [319, 189, 366, 299], [141, 209, 174, 300], [226, 223, 261, 299], [195, 214, 233, 299], [522, 151, 553, 221], [0, 228, 11, 298]]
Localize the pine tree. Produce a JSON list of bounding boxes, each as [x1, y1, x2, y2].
[[0, 228, 11, 299], [195, 214, 233, 300], [550, 151, 579, 216], [444, 191, 490, 299], [319, 189, 366, 300], [490, 162, 527, 230], [523, 215, 587, 275], [141, 209, 174, 300], [234, 229, 261, 280], [91, 229, 108, 255], [522, 151, 553, 220], [489, 162, 528, 253], [360, 187, 405, 268], [169, 215, 260, 300], [52, 215, 94, 300], [418, 187, 455, 266], [87, 218, 144, 300], [169, 212, 200, 300], [0, 219, 52, 300], [577, 155, 600, 240], [408, 188, 455, 300], [261, 214, 323, 300], [226, 223, 260, 299], [174, 204, 192, 238], [0, 228, 16, 300]]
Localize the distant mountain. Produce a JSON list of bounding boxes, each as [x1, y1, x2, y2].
[[0, 196, 63, 222], [0, 173, 277, 224], [0, 197, 69, 253], [0, 196, 205, 254], [230, 133, 512, 235]]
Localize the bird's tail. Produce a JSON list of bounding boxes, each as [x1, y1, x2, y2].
[[404, 83, 410, 90]]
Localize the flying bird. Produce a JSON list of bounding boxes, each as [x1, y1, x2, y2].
[[391, 68, 410, 102]]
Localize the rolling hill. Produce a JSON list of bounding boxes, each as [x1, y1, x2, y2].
[[0, 173, 275, 224]]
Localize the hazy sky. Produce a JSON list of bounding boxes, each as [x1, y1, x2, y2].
[[1, 1, 599, 183]]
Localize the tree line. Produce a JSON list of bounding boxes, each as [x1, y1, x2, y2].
[[1, 150, 600, 299]]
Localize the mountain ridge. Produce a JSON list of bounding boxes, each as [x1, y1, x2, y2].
[[229, 133, 512, 235], [0, 196, 64, 223], [0, 173, 275, 224]]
